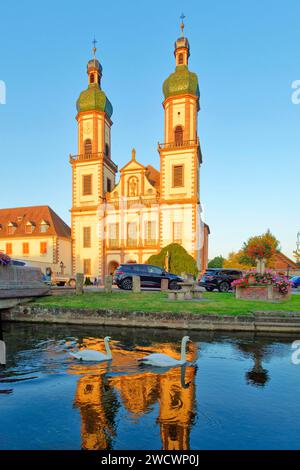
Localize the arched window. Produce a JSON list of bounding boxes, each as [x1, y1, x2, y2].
[[84, 139, 92, 156], [174, 126, 183, 146], [105, 143, 110, 158], [90, 73, 95, 84], [178, 53, 184, 65]]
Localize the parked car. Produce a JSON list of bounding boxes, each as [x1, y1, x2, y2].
[[199, 268, 243, 292], [113, 264, 183, 290], [290, 276, 300, 289]]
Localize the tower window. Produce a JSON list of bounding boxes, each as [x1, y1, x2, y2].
[[105, 143, 110, 158], [83, 227, 91, 248], [174, 126, 183, 146], [107, 178, 112, 193], [84, 139, 92, 156], [82, 174, 92, 196], [83, 259, 91, 276], [178, 53, 184, 65], [90, 73, 95, 84], [172, 165, 184, 188], [173, 222, 183, 244]]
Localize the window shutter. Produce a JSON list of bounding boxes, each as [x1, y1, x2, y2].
[[173, 165, 184, 187], [83, 227, 91, 248], [83, 175, 92, 196]]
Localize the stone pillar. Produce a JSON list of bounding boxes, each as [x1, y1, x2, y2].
[[76, 273, 84, 295], [161, 278, 169, 291], [132, 276, 141, 293], [0, 340, 6, 366], [104, 275, 113, 293]]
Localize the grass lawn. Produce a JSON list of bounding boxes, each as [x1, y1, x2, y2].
[[30, 291, 300, 316]]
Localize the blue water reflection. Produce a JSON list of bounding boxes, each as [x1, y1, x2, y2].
[[0, 323, 299, 450]]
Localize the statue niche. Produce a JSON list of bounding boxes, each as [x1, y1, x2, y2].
[[128, 177, 139, 197]]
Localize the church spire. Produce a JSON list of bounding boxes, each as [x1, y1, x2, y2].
[[174, 15, 190, 67]]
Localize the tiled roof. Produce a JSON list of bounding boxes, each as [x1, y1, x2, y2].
[[0, 206, 71, 239], [145, 165, 160, 190], [274, 252, 298, 269]]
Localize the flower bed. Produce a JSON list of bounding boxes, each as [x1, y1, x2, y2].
[[232, 270, 292, 302]]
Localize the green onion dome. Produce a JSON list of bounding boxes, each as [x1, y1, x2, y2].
[[76, 57, 113, 117], [76, 84, 113, 117], [163, 64, 200, 100]]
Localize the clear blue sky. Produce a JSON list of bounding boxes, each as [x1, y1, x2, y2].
[[0, 0, 299, 260]]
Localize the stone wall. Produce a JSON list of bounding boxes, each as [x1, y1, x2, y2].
[[2, 305, 300, 333]]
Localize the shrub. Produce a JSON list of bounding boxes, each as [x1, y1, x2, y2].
[[147, 243, 198, 277]]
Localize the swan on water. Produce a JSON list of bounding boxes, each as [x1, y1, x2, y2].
[[138, 336, 191, 367], [70, 336, 112, 362]]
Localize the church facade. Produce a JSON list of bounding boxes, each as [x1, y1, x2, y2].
[[70, 29, 209, 281]]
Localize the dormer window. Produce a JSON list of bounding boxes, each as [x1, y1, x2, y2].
[[7, 222, 16, 235], [40, 220, 50, 233]]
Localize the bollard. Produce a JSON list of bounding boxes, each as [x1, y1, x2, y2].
[[0, 340, 6, 366], [104, 275, 113, 293], [161, 278, 169, 291], [132, 276, 141, 293], [76, 273, 84, 295]]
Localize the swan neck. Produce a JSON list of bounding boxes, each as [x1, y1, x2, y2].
[[104, 338, 112, 359], [181, 338, 187, 363]]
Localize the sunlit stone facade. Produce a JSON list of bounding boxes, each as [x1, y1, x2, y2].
[[70, 32, 209, 281]]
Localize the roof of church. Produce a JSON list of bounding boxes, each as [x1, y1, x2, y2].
[[0, 206, 71, 239], [163, 65, 200, 100], [145, 165, 160, 189], [77, 84, 113, 117]]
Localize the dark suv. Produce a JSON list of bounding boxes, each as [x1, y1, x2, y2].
[[113, 264, 183, 290], [199, 268, 243, 292]]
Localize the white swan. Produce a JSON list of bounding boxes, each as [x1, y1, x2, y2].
[[70, 336, 112, 362], [139, 336, 191, 367]]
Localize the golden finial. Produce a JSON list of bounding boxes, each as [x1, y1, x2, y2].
[[92, 37, 97, 57], [132, 148, 136, 160], [180, 13, 185, 36]]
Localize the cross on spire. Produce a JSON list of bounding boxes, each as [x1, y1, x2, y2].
[[180, 13, 186, 36], [92, 37, 97, 57]]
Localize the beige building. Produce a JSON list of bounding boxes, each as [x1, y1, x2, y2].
[[0, 206, 72, 275], [70, 27, 209, 281]]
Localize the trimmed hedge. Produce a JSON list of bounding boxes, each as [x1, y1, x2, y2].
[[147, 243, 198, 277]]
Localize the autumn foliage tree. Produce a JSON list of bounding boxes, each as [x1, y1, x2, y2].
[[239, 230, 280, 267], [223, 251, 250, 270]]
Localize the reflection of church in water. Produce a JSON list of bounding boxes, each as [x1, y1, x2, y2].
[[71, 341, 197, 450]]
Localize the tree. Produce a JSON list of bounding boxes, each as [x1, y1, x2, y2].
[[223, 251, 249, 270], [147, 243, 198, 277], [208, 255, 224, 268], [240, 230, 280, 267]]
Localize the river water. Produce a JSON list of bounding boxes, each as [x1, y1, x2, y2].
[[0, 322, 299, 450]]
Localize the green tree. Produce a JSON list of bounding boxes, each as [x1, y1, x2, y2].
[[147, 243, 198, 277], [208, 255, 224, 268]]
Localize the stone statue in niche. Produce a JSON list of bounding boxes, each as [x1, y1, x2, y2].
[[129, 178, 138, 197]]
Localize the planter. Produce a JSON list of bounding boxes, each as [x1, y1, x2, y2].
[[235, 285, 291, 302]]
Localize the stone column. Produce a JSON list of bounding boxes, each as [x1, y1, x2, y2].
[[104, 275, 113, 293], [132, 276, 141, 293], [76, 273, 84, 295]]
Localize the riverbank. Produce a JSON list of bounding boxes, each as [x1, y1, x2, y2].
[[2, 291, 300, 333]]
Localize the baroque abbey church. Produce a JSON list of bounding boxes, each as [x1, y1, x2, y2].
[[70, 24, 209, 281]]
